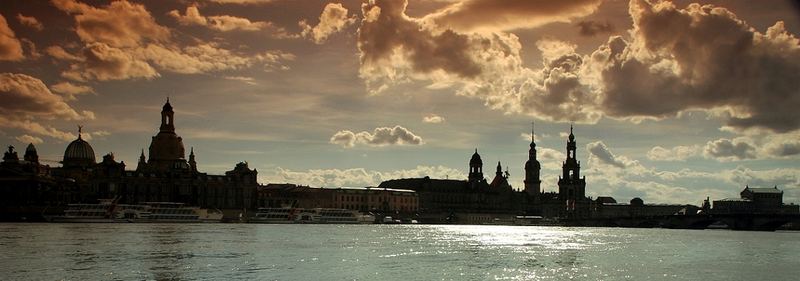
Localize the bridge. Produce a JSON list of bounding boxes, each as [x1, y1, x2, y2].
[[568, 214, 800, 231]]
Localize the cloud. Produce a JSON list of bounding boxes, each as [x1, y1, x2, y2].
[[44, 46, 83, 61], [330, 125, 424, 148], [576, 20, 614, 36], [16, 14, 43, 31], [703, 138, 757, 161], [518, 39, 601, 122], [16, 135, 43, 145], [356, 0, 603, 123], [223, 76, 257, 85], [50, 81, 95, 100], [52, 0, 294, 81], [425, 0, 603, 33], [206, 0, 274, 4], [0, 14, 24, 61], [62, 42, 159, 81], [0, 73, 93, 120], [763, 136, 800, 157], [52, 0, 170, 48], [357, 0, 800, 132], [587, 141, 631, 168], [263, 165, 465, 187], [300, 3, 356, 44], [169, 6, 288, 34], [422, 114, 445, 124], [646, 145, 701, 161], [0, 73, 95, 142], [587, 0, 800, 132], [136, 43, 293, 74]]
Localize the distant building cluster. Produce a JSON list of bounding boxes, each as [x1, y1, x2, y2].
[[0, 103, 796, 224], [1, 100, 258, 220]]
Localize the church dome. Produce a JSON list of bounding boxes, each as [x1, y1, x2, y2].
[[470, 149, 482, 166], [63, 134, 96, 167]]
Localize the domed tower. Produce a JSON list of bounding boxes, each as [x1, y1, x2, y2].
[[147, 99, 188, 171], [524, 122, 541, 197], [468, 149, 484, 184], [63, 126, 96, 169], [24, 143, 39, 163]]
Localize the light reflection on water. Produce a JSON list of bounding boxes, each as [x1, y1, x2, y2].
[[0, 223, 798, 280]]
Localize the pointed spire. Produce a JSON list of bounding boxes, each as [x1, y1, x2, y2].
[[531, 121, 535, 142], [77, 125, 83, 139], [190, 147, 194, 156]]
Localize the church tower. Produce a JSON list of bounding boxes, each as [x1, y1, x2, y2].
[[468, 149, 484, 186], [524, 122, 541, 197], [147, 99, 189, 171], [558, 125, 586, 210]]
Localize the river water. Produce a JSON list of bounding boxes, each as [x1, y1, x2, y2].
[[0, 223, 798, 280]]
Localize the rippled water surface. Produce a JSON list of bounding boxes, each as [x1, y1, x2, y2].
[[1, 224, 798, 280]]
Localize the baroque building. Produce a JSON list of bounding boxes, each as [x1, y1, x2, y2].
[[0, 100, 259, 220]]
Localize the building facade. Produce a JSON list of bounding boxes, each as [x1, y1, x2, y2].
[[257, 184, 418, 214], [0, 101, 259, 220]]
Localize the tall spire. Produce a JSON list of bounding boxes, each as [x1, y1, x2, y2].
[[77, 125, 83, 139], [188, 146, 197, 172]]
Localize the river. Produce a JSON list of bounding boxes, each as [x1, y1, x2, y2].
[[0, 224, 798, 280]]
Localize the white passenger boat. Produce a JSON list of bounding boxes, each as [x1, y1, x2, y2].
[[44, 199, 119, 223], [121, 202, 222, 223], [248, 207, 297, 224], [47, 199, 222, 223]]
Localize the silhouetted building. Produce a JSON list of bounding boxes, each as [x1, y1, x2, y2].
[[594, 197, 699, 218], [257, 184, 418, 214], [1, 100, 259, 220], [713, 185, 799, 214], [379, 149, 523, 223]]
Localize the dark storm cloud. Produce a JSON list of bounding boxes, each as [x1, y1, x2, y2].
[[576, 20, 614, 36], [703, 138, 757, 160], [589, 0, 800, 132], [587, 141, 628, 168]]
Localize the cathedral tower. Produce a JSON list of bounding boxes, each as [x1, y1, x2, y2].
[[524, 122, 541, 197], [558, 125, 586, 209]]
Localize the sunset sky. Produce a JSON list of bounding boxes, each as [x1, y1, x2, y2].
[[1, 0, 799, 205]]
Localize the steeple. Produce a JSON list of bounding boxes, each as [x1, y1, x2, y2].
[[524, 121, 541, 197], [558, 124, 586, 215], [24, 143, 38, 163], [188, 147, 197, 172], [495, 161, 502, 178]]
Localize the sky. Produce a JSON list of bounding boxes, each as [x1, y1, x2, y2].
[[1, 0, 799, 205]]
